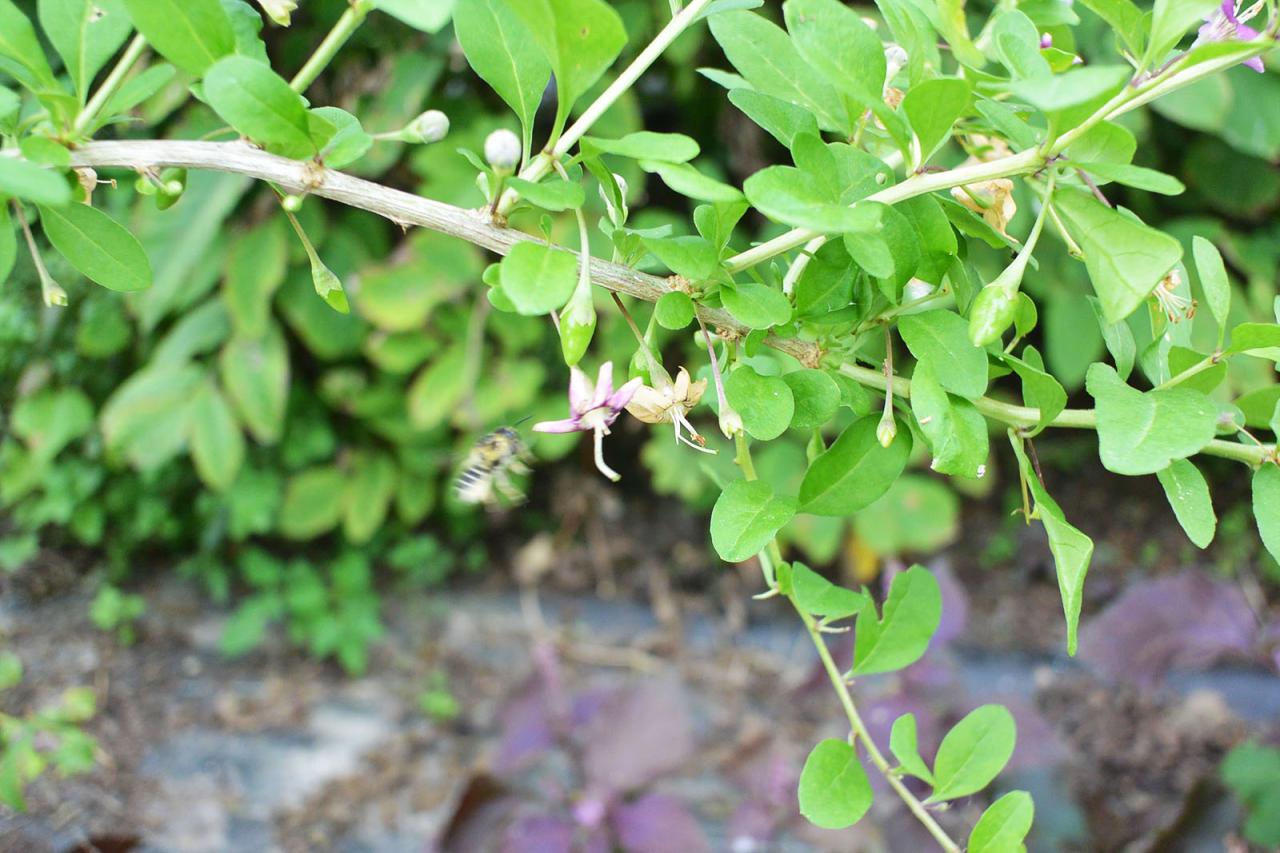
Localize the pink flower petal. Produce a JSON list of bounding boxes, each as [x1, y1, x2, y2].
[[568, 366, 593, 413], [606, 376, 645, 411], [1245, 55, 1265, 72], [533, 418, 584, 434], [1237, 22, 1261, 39], [591, 361, 615, 409]]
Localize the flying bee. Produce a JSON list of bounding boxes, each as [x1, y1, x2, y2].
[[455, 424, 532, 505]]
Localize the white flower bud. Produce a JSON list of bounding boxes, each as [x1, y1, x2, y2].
[[876, 411, 897, 448], [484, 129, 521, 171], [404, 109, 450, 144], [884, 44, 909, 81], [256, 0, 297, 26], [719, 405, 744, 440]]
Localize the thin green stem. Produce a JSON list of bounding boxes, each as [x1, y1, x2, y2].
[[1155, 354, 1219, 390], [73, 34, 147, 136], [793, 601, 962, 853], [496, 0, 716, 215], [289, 0, 375, 94], [836, 362, 1273, 466]]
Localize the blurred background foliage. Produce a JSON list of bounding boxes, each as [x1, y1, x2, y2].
[[1, 0, 1277, 678]]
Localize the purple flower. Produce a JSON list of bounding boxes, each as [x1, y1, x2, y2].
[[534, 361, 641, 481], [1197, 0, 1267, 72], [1039, 32, 1053, 49]]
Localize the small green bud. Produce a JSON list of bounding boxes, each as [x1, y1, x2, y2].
[[484, 129, 521, 171], [968, 282, 1020, 347], [401, 109, 450, 144], [558, 296, 596, 366], [134, 175, 156, 196], [282, 194, 304, 212], [155, 168, 187, 210], [876, 411, 897, 448], [718, 405, 744, 440], [255, 0, 297, 25]]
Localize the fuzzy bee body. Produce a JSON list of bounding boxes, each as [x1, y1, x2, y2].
[[455, 426, 531, 505]]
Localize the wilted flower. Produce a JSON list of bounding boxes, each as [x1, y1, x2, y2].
[[1196, 0, 1267, 72], [255, 0, 297, 25], [484, 129, 521, 171], [534, 362, 642, 481], [951, 178, 1017, 237], [626, 367, 713, 452], [884, 44, 908, 82], [1153, 269, 1195, 323]]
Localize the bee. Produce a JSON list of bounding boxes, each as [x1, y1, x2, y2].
[[455, 425, 532, 505]]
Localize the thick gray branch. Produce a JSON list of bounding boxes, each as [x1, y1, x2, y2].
[[67, 140, 820, 365]]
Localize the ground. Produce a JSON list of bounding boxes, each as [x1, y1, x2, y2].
[[2, 445, 1277, 852]]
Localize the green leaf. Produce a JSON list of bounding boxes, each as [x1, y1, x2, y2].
[[582, 131, 700, 163], [1086, 363, 1217, 475], [1156, 459, 1216, 548], [190, 380, 245, 492], [744, 165, 882, 232], [0, 157, 72, 206], [122, 0, 234, 76], [1053, 188, 1183, 323], [1002, 347, 1067, 436], [642, 234, 720, 280], [902, 78, 970, 167], [506, 176, 586, 211], [852, 564, 941, 675], [279, 465, 345, 539], [1225, 323, 1280, 360], [11, 386, 94, 461], [725, 366, 795, 441], [1076, 0, 1145, 57], [791, 561, 867, 620], [992, 10, 1051, 78], [1066, 120, 1136, 168], [1075, 161, 1185, 195], [372, 0, 455, 31], [1255, 465, 1280, 566], [968, 791, 1035, 853], [1007, 65, 1130, 114], [1192, 236, 1230, 343], [0, 652, 21, 690], [727, 88, 821, 148], [641, 160, 744, 203], [408, 345, 467, 430], [203, 56, 315, 159], [899, 310, 989, 399], [1146, 0, 1219, 66], [797, 739, 873, 829], [709, 479, 797, 562], [721, 281, 793, 329], [219, 325, 289, 444], [854, 475, 960, 553], [222, 218, 287, 337], [654, 291, 695, 329], [929, 705, 1017, 802], [890, 713, 935, 784], [0, 202, 15, 283], [1088, 295, 1136, 381], [100, 364, 202, 470], [508, 0, 626, 130], [498, 241, 578, 315], [1010, 433, 1093, 654], [937, 0, 985, 66], [38, 0, 132, 100], [38, 203, 153, 292], [783, 369, 840, 431], [800, 415, 911, 516], [783, 0, 887, 123], [310, 106, 372, 169], [909, 360, 989, 478], [151, 298, 229, 364], [344, 451, 397, 543], [0, 0, 57, 90], [709, 10, 847, 133]]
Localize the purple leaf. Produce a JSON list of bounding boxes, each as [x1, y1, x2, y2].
[[727, 801, 779, 849], [494, 680, 556, 771], [1080, 572, 1256, 686], [501, 815, 575, 853], [612, 793, 710, 853], [582, 676, 695, 792]]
